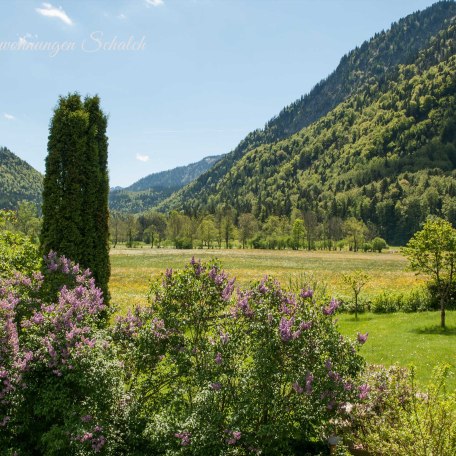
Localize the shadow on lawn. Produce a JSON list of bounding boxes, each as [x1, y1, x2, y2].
[[339, 315, 375, 323], [410, 325, 456, 336]]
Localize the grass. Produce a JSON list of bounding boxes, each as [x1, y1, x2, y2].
[[337, 312, 456, 391], [109, 247, 456, 390], [110, 247, 421, 311]]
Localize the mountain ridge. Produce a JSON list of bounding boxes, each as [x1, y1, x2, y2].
[[108, 154, 223, 213], [159, 1, 456, 214]]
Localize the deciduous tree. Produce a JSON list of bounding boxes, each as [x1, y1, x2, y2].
[[403, 217, 456, 328]]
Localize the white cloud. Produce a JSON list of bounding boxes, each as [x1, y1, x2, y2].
[[35, 3, 73, 26], [145, 0, 164, 7], [136, 154, 150, 162], [3, 113, 16, 121], [118, 13, 127, 20]]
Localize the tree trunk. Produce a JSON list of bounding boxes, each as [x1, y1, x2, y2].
[[355, 294, 358, 320], [441, 295, 446, 328]]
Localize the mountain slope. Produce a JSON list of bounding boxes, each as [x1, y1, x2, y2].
[[109, 155, 222, 213], [0, 147, 43, 210], [163, 18, 456, 245], [161, 1, 456, 214], [126, 155, 222, 192]]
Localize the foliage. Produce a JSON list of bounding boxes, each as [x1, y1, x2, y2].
[[41, 93, 111, 304], [0, 147, 43, 210], [14, 201, 41, 242], [370, 287, 433, 313], [0, 253, 126, 455], [372, 237, 388, 253], [343, 364, 456, 456], [403, 217, 456, 327], [113, 259, 365, 454], [0, 210, 41, 278]]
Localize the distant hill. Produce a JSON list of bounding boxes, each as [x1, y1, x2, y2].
[[109, 155, 222, 213], [0, 147, 43, 210], [160, 1, 456, 219]]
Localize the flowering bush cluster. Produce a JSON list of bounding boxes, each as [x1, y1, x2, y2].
[[2, 255, 371, 455], [340, 364, 456, 455], [114, 258, 366, 454], [0, 252, 125, 455]]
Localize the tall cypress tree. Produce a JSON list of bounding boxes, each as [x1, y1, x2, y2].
[[41, 93, 111, 303]]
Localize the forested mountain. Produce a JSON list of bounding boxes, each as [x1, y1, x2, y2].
[[159, 1, 456, 245], [126, 155, 221, 192], [161, 2, 456, 208], [109, 155, 222, 213], [0, 147, 43, 210]]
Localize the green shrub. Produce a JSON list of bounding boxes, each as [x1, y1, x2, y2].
[[175, 237, 193, 249], [371, 292, 401, 313], [344, 364, 456, 456], [0, 229, 40, 278], [113, 258, 366, 454], [362, 242, 372, 252], [372, 237, 388, 253], [370, 288, 433, 314]]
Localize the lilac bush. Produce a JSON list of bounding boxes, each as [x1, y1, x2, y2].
[[0, 252, 126, 455], [340, 364, 456, 455], [113, 258, 366, 454]]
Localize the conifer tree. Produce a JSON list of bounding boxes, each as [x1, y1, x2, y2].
[[41, 93, 111, 303]]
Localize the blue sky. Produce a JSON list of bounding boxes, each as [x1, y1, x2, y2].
[[0, 0, 440, 187]]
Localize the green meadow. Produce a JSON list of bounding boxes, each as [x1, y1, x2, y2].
[[110, 247, 455, 390], [110, 247, 421, 308]]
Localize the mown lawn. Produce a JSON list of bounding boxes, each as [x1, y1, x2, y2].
[[338, 311, 456, 391], [109, 247, 456, 390]]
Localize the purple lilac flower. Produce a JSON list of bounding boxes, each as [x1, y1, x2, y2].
[[0, 416, 10, 427], [258, 279, 268, 294], [226, 430, 242, 445], [305, 372, 314, 395], [292, 382, 304, 394], [81, 415, 92, 423], [80, 432, 93, 442], [292, 320, 312, 339], [279, 317, 294, 342], [232, 291, 254, 318], [300, 288, 314, 299], [322, 298, 340, 315], [211, 382, 222, 391], [165, 268, 173, 278], [175, 432, 191, 446], [327, 400, 336, 410], [209, 266, 218, 280], [358, 383, 370, 400], [219, 330, 230, 344], [92, 435, 106, 453], [328, 370, 341, 382], [215, 352, 222, 365], [357, 332, 368, 344], [280, 293, 297, 315], [222, 278, 236, 301]]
